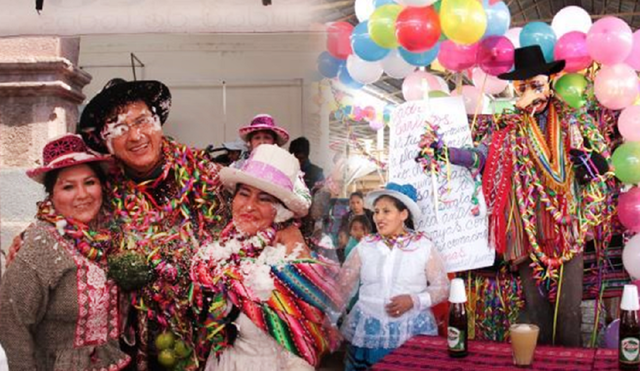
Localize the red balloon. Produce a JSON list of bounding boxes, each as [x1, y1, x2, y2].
[[326, 22, 354, 60], [476, 36, 514, 76], [396, 6, 441, 53]]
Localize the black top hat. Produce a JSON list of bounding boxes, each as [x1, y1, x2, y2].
[[498, 45, 565, 81], [77, 78, 171, 154]]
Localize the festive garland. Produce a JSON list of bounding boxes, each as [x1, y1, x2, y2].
[[36, 198, 111, 264], [108, 137, 228, 369]]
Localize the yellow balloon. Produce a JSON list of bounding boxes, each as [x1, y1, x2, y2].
[[430, 60, 446, 72], [440, 0, 487, 46]]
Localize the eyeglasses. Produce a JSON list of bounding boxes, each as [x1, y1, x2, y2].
[[102, 114, 158, 140], [513, 80, 547, 96]]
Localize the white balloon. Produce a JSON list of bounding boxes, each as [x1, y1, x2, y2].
[[397, 0, 438, 6], [355, 0, 375, 22], [623, 234, 640, 280], [552, 6, 592, 37], [346, 55, 383, 84], [471, 67, 508, 95], [504, 27, 522, 48], [382, 49, 417, 79]]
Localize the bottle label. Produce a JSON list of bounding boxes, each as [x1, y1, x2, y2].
[[621, 337, 640, 363], [448, 326, 465, 351]]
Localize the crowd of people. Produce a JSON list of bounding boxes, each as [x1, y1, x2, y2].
[[0, 43, 633, 371], [0, 77, 451, 371]]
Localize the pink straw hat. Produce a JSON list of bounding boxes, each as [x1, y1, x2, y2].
[[219, 144, 308, 218], [238, 114, 290, 147], [27, 134, 112, 184]]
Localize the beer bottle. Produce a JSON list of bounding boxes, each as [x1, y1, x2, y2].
[[448, 278, 468, 358], [620, 284, 640, 370]]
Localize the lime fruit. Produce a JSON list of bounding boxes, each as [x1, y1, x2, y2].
[[158, 349, 177, 368], [174, 339, 192, 358], [155, 332, 175, 351]]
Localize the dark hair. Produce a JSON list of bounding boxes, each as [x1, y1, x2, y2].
[[104, 99, 155, 125], [247, 130, 276, 143], [289, 136, 310, 157], [373, 195, 415, 230], [349, 191, 364, 200], [350, 215, 372, 233], [44, 162, 107, 196]]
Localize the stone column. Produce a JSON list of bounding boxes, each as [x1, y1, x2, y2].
[[0, 37, 92, 275]]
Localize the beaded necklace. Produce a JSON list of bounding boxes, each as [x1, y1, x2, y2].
[[36, 198, 111, 263]]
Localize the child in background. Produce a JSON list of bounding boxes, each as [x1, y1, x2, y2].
[[345, 215, 372, 260]]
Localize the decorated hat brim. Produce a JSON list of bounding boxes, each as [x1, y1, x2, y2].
[[219, 167, 309, 218], [238, 125, 290, 147], [497, 60, 565, 81], [78, 80, 171, 153], [27, 155, 114, 184], [365, 189, 422, 220]]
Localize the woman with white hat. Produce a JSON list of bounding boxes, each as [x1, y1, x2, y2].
[[191, 144, 341, 371], [339, 183, 450, 370], [0, 134, 130, 371]]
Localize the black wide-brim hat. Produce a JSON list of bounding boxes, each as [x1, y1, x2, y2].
[[77, 78, 171, 154], [498, 45, 565, 81]]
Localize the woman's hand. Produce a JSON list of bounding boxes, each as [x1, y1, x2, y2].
[[275, 224, 311, 259], [385, 295, 414, 318]]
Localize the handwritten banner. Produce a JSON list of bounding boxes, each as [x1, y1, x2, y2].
[[389, 97, 494, 273]]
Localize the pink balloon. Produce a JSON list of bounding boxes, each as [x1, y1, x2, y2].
[[452, 85, 485, 114], [625, 30, 640, 71], [476, 36, 514, 76], [504, 27, 521, 48], [618, 105, 640, 141], [587, 16, 633, 65], [437, 40, 478, 72], [471, 67, 508, 95], [594, 64, 638, 110], [619, 187, 640, 233], [402, 70, 440, 101], [554, 31, 592, 72]]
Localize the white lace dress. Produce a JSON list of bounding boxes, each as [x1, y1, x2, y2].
[[205, 312, 313, 371], [339, 233, 450, 349]]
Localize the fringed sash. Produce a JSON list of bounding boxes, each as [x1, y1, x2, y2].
[[482, 124, 514, 255], [226, 260, 342, 367]]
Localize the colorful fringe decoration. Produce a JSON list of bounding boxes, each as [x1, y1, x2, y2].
[[191, 223, 342, 367], [462, 267, 524, 342]]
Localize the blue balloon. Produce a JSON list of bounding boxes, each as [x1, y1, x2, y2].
[[374, 0, 396, 7], [399, 43, 441, 66], [483, 1, 510, 37], [317, 52, 343, 78], [338, 65, 364, 90], [520, 22, 557, 63], [352, 21, 391, 62]]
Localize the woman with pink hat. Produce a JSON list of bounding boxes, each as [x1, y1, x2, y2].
[[0, 134, 130, 370], [238, 114, 290, 151], [191, 144, 341, 371]]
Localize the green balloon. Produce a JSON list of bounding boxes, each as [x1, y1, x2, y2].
[[554, 73, 588, 109], [429, 90, 449, 98], [368, 4, 402, 49], [612, 141, 640, 184]]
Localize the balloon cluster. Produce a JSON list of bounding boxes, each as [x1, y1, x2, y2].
[[319, 2, 640, 114], [334, 103, 394, 131]]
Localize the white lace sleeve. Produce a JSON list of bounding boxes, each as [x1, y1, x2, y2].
[[411, 244, 450, 310], [338, 244, 362, 309]]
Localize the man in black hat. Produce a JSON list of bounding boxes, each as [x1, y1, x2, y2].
[[429, 45, 611, 347], [77, 78, 229, 370]]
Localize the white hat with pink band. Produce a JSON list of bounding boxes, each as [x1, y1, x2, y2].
[[218, 144, 309, 218]]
